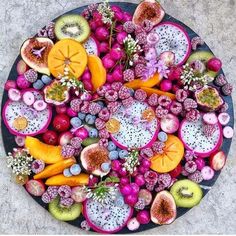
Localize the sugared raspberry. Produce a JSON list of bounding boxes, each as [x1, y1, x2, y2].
[[61, 144, 75, 158], [107, 101, 120, 114], [145, 183, 155, 191], [185, 161, 197, 173], [95, 118, 106, 130], [170, 101, 183, 115], [122, 96, 134, 108], [203, 124, 217, 137], [183, 98, 197, 111], [135, 63, 146, 77], [184, 150, 197, 161], [70, 99, 82, 112], [181, 169, 189, 176], [222, 83, 233, 96], [175, 89, 188, 102], [99, 129, 109, 139], [99, 138, 109, 148], [140, 147, 154, 158], [81, 220, 90, 231], [155, 106, 168, 119], [134, 89, 147, 102], [58, 185, 72, 198], [105, 90, 119, 102], [188, 170, 203, 183], [97, 86, 107, 97], [142, 19, 154, 32], [111, 82, 123, 91], [214, 74, 227, 87], [74, 148, 82, 157], [136, 32, 147, 45], [70, 137, 82, 149], [219, 102, 228, 113], [60, 197, 74, 207], [98, 108, 110, 121], [152, 141, 165, 154], [31, 159, 45, 174], [158, 95, 172, 107], [47, 186, 59, 199], [144, 170, 158, 185], [155, 184, 166, 193], [123, 69, 135, 82], [89, 102, 102, 115], [41, 192, 52, 203], [148, 93, 159, 106], [24, 69, 38, 83], [191, 36, 204, 51], [134, 198, 145, 210], [186, 109, 200, 122], [123, 21, 135, 33], [80, 101, 90, 113], [118, 86, 131, 100], [133, 56, 146, 66], [157, 173, 171, 187], [135, 25, 146, 34]]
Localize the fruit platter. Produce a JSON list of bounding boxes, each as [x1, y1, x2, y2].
[[1, 0, 234, 234]]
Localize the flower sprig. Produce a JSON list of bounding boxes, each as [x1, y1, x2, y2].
[[97, 0, 114, 25], [123, 150, 140, 174]]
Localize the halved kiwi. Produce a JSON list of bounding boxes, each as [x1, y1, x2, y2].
[[55, 14, 90, 42], [49, 196, 82, 221], [170, 179, 203, 208]]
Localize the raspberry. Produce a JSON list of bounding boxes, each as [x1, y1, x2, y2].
[[184, 150, 197, 161], [155, 106, 168, 119], [58, 185, 72, 198], [111, 82, 123, 91], [186, 109, 200, 122], [175, 89, 188, 102], [134, 198, 145, 210], [148, 93, 159, 106], [222, 83, 233, 96], [155, 184, 166, 193], [47, 186, 59, 199], [123, 21, 135, 33], [157, 173, 172, 187], [60, 197, 74, 207], [80, 101, 90, 113], [145, 183, 155, 191], [219, 102, 229, 113], [144, 170, 158, 185], [122, 96, 134, 108], [188, 170, 203, 183], [123, 69, 135, 82], [181, 169, 189, 176], [61, 144, 75, 158], [191, 36, 204, 51], [135, 63, 146, 77], [81, 220, 90, 231], [95, 118, 106, 130], [97, 86, 107, 97], [185, 160, 197, 173], [107, 101, 120, 114], [133, 55, 146, 66], [142, 19, 154, 32], [135, 25, 146, 34], [140, 147, 154, 158], [31, 159, 45, 174], [152, 141, 165, 154], [70, 99, 82, 112], [136, 32, 147, 45], [203, 124, 217, 137], [134, 89, 147, 102], [89, 102, 102, 115], [170, 101, 183, 115], [158, 95, 172, 107], [99, 128, 110, 139], [98, 108, 110, 121], [214, 74, 227, 87], [118, 86, 131, 100], [70, 137, 82, 149], [24, 69, 38, 83], [99, 138, 109, 148], [41, 192, 52, 203], [105, 90, 119, 102], [183, 98, 197, 111]]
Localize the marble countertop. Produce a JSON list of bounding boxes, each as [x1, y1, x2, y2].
[[0, 0, 236, 234]]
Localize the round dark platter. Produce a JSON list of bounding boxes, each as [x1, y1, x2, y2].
[[1, 2, 234, 234]]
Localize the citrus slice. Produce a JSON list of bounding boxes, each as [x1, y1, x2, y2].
[[48, 39, 87, 78], [106, 118, 121, 134], [13, 116, 28, 130], [150, 135, 184, 173], [142, 108, 156, 122]]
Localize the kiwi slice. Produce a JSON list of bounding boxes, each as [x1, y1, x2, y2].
[[170, 179, 203, 208], [49, 197, 82, 221], [82, 137, 100, 146], [55, 14, 90, 42], [187, 51, 217, 78]]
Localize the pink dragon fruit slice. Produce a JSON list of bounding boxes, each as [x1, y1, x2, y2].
[[151, 22, 191, 65], [179, 116, 223, 158], [82, 35, 100, 56], [83, 194, 133, 233], [2, 89, 52, 136], [110, 100, 159, 150]]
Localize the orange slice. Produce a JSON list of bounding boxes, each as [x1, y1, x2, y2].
[[13, 116, 28, 130], [48, 39, 87, 78], [142, 108, 156, 122], [150, 135, 184, 173], [105, 118, 120, 134]]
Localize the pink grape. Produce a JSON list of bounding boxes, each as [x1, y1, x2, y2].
[[119, 167, 128, 177], [124, 194, 138, 206], [138, 166, 149, 174], [66, 108, 77, 117], [111, 160, 121, 171], [141, 158, 151, 169], [106, 74, 115, 83], [99, 42, 109, 54], [136, 210, 151, 224], [123, 12, 132, 21], [116, 31, 128, 44], [120, 184, 132, 196], [83, 80, 93, 91], [95, 27, 109, 41], [135, 175, 145, 187], [110, 48, 123, 60], [112, 66, 123, 82], [130, 183, 140, 195], [120, 177, 130, 185], [102, 55, 115, 69], [160, 79, 173, 92]]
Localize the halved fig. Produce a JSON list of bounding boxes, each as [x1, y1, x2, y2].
[[132, 0, 165, 26], [150, 190, 176, 225], [20, 37, 54, 75]]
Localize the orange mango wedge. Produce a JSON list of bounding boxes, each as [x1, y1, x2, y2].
[[141, 87, 176, 100], [150, 135, 184, 173]]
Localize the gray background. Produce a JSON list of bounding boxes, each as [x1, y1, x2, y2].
[[0, 0, 236, 234]]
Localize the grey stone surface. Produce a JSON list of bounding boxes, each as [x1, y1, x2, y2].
[[0, 0, 236, 234]]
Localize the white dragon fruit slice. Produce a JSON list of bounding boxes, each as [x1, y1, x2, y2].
[[83, 194, 133, 233], [2, 89, 52, 136], [83, 35, 99, 56], [179, 116, 223, 158], [152, 21, 191, 65], [110, 100, 159, 150]]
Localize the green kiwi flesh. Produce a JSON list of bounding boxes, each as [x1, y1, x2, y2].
[[82, 137, 100, 146], [55, 14, 90, 42], [49, 197, 82, 221], [170, 179, 203, 208]]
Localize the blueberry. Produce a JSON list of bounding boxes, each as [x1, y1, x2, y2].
[[96, 101, 105, 108], [85, 114, 96, 125], [63, 168, 72, 177], [107, 141, 116, 151], [78, 112, 86, 120], [114, 195, 124, 207], [89, 128, 98, 138], [129, 88, 135, 96], [158, 131, 168, 142], [41, 75, 52, 85], [101, 162, 111, 172], [33, 80, 44, 90], [70, 164, 81, 175], [109, 150, 119, 160], [119, 150, 129, 159], [70, 117, 82, 128]]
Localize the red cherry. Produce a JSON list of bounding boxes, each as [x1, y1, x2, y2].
[[53, 114, 70, 132], [169, 164, 182, 178], [42, 130, 58, 145]]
